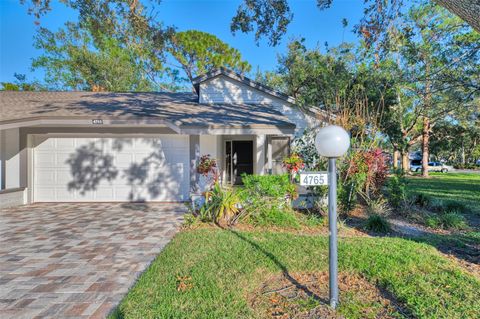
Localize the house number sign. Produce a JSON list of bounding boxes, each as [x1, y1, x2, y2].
[[299, 172, 329, 186], [92, 119, 103, 124]]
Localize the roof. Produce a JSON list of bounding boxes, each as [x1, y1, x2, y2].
[[192, 68, 296, 104], [0, 91, 295, 131]]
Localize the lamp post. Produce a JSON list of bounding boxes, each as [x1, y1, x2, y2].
[[314, 125, 350, 309]]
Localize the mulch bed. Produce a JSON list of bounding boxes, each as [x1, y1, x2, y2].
[[250, 272, 412, 319]]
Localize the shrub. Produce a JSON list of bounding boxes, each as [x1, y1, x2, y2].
[[200, 183, 239, 224], [182, 213, 198, 228], [414, 193, 431, 208], [386, 171, 407, 209], [365, 197, 392, 217], [364, 214, 391, 233], [443, 201, 469, 214], [440, 212, 468, 230], [428, 198, 445, 213], [241, 174, 296, 199], [339, 148, 389, 212], [239, 174, 299, 227], [425, 211, 468, 230]]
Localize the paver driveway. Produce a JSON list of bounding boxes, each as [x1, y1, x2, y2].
[[0, 203, 185, 319]]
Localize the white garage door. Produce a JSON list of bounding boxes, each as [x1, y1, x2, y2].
[[33, 135, 190, 202]]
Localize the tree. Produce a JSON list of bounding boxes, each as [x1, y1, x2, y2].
[[168, 30, 251, 85], [32, 22, 170, 91], [398, 2, 479, 177], [0, 73, 42, 91], [230, 0, 480, 46]]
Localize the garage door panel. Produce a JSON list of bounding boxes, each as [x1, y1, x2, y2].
[[56, 152, 73, 166], [115, 153, 135, 168], [35, 152, 55, 167], [56, 138, 76, 149], [35, 170, 55, 185], [94, 188, 115, 201], [34, 135, 189, 202]]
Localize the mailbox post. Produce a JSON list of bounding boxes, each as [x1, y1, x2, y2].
[[314, 125, 350, 309]]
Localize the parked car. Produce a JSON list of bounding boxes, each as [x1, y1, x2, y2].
[[410, 161, 453, 173], [410, 160, 422, 172]]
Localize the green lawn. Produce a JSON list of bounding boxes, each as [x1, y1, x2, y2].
[[111, 229, 480, 319], [407, 173, 480, 214]]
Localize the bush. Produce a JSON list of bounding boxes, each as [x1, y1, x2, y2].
[[365, 196, 392, 217], [425, 211, 468, 230], [239, 174, 300, 227], [200, 183, 239, 224], [241, 174, 296, 199], [414, 193, 431, 208], [386, 171, 407, 209], [443, 201, 469, 214], [364, 214, 391, 233]]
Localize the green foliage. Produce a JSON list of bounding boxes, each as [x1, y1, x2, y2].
[[239, 174, 298, 227], [169, 30, 251, 83], [241, 174, 295, 199], [364, 214, 391, 233], [112, 229, 480, 318], [425, 212, 468, 230], [230, 0, 292, 46], [200, 183, 240, 224], [32, 22, 164, 91], [250, 206, 300, 228], [0, 73, 42, 91], [414, 193, 431, 208], [386, 171, 408, 209], [182, 213, 198, 228], [291, 128, 326, 170], [365, 197, 392, 217]]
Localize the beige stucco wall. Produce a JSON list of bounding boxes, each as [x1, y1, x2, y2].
[[0, 128, 21, 190]]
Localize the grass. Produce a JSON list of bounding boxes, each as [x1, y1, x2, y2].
[[110, 228, 480, 319], [407, 173, 480, 215]]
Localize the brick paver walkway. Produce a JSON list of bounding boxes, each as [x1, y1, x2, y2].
[[0, 203, 185, 319]]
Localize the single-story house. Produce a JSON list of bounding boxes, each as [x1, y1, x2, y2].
[[0, 68, 323, 208]]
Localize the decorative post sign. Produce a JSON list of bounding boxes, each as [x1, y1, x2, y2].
[[299, 171, 329, 186]]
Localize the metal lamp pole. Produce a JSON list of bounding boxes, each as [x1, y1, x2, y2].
[[314, 125, 350, 310], [328, 157, 338, 309]]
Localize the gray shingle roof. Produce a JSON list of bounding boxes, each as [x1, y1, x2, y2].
[[0, 91, 295, 129]]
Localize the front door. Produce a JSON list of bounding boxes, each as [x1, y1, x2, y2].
[[225, 140, 253, 184]]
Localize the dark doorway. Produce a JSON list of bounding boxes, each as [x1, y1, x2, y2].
[[225, 140, 253, 184]]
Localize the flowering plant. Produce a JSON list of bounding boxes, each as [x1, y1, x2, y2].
[[197, 154, 217, 176], [282, 153, 305, 174]]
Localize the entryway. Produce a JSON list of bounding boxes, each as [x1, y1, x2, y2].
[[225, 140, 253, 184]]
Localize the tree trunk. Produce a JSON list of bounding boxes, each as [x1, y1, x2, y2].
[[401, 151, 409, 173], [435, 0, 480, 33], [393, 150, 399, 170], [421, 117, 431, 177]]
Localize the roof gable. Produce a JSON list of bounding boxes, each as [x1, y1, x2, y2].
[[192, 68, 296, 104]]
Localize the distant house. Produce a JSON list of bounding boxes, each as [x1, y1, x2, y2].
[[0, 68, 325, 208]]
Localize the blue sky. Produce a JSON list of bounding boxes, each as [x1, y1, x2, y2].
[[0, 0, 364, 84]]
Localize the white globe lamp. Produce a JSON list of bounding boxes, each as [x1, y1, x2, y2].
[[314, 125, 350, 310], [314, 125, 350, 158]]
